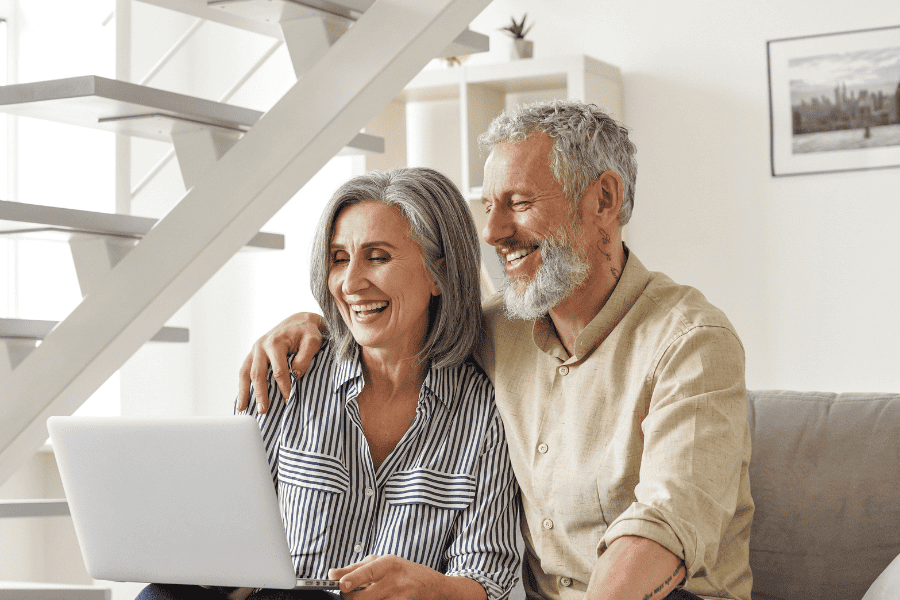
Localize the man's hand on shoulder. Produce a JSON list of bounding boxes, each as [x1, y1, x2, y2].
[[236, 312, 325, 414]]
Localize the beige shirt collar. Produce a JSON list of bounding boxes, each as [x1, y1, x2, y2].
[[532, 246, 650, 364]]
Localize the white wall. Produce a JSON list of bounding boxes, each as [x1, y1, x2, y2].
[[468, 0, 900, 393]]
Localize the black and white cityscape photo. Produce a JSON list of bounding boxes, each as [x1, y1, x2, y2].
[[789, 46, 900, 154]]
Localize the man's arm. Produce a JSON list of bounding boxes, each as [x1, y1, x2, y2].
[[597, 325, 749, 594], [236, 312, 325, 413], [586, 536, 685, 600]]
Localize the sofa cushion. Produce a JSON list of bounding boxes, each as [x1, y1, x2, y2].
[[747, 391, 900, 600]]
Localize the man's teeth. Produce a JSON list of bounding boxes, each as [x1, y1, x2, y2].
[[352, 302, 388, 313], [506, 247, 534, 262]]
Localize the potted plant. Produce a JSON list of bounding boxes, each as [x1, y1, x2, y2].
[[499, 14, 533, 59]]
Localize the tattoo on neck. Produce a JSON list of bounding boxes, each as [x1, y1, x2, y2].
[[639, 561, 686, 600], [599, 228, 610, 245], [610, 267, 620, 281]]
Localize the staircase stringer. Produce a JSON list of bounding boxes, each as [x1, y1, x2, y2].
[[0, 0, 491, 485]]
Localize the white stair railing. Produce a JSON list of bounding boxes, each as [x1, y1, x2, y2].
[[0, 0, 491, 485]]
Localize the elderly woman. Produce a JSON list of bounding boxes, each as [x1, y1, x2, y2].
[[138, 168, 520, 600]]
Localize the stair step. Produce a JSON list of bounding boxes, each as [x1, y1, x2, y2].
[[0, 581, 110, 600], [137, 0, 489, 57], [0, 318, 189, 343], [0, 199, 284, 250], [0, 75, 383, 154], [0, 498, 69, 518]]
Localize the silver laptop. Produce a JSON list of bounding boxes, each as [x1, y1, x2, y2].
[[47, 415, 339, 590]]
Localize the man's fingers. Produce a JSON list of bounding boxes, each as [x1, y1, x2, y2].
[[236, 352, 253, 412], [290, 335, 321, 379], [258, 336, 291, 402], [248, 343, 271, 414]]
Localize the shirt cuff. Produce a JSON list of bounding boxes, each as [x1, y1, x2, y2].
[[598, 510, 696, 576], [445, 570, 510, 600]]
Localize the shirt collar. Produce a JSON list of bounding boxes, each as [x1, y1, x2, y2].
[[531, 245, 651, 362], [331, 343, 456, 410]]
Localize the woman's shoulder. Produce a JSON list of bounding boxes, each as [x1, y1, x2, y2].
[[434, 357, 495, 411], [281, 339, 342, 382]]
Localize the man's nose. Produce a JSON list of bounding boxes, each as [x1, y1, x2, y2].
[[482, 205, 514, 247]]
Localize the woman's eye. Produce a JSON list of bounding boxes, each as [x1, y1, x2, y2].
[[331, 253, 348, 264]]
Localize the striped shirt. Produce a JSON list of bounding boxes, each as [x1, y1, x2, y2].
[[240, 343, 521, 600]]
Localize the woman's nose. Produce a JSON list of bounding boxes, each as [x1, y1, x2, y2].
[[341, 256, 368, 295]]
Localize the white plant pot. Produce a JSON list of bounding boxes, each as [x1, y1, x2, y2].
[[514, 38, 533, 59], [496, 36, 533, 60]]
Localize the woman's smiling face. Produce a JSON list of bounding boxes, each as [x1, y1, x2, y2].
[[328, 201, 440, 358]]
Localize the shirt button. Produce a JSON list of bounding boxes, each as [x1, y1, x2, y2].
[[537, 443, 549, 454], [353, 543, 363, 553], [364, 487, 375, 497], [542, 518, 554, 530], [558, 365, 569, 376], [560, 577, 572, 587]]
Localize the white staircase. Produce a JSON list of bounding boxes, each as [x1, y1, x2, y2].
[[0, 0, 490, 594]]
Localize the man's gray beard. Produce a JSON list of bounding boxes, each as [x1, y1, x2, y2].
[[499, 229, 590, 321]]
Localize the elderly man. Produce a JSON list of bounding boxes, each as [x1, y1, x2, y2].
[[238, 100, 753, 600]]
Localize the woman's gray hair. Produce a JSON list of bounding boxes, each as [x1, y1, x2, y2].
[[309, 167, 484, 369], [477, 99, 638, 225]]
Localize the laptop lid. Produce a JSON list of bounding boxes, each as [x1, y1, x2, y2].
[[47, 415, 299, 589]]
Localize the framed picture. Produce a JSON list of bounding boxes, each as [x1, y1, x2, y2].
[[767, 25, 900, 177]]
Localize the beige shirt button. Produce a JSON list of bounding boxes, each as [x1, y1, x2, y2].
[[353, 543, 363, 553], [364, 487, 375, 497], [560, 577, 572, 587], [538, 443, 549, 454], [558, 365, 569, 376], [542, 518, 554, 530]]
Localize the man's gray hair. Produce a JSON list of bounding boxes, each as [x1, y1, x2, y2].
[[478, 99, 637, 225], [309, 167, 483, 369]]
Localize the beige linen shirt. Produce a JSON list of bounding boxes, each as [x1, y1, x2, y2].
[[480, 250, 753, 600]]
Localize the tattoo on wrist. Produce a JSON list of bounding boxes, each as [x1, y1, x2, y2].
[[640, 561, 686, 600]]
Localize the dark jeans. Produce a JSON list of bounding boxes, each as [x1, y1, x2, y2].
[[135, 584, 335, 600]]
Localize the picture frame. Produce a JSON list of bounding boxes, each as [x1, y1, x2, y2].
[[767, 25, 900, 177]]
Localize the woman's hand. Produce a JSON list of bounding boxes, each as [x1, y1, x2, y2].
[[328, 555, 486, 600], [236, 312, 326, 414]]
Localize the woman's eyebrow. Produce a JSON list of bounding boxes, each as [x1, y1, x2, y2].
[[330, 241, 399, 250]]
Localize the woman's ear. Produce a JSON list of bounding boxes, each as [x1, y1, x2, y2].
[[431, 257, 444, 296]]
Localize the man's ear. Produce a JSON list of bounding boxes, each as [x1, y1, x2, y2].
[[586, 171, 624, 226]]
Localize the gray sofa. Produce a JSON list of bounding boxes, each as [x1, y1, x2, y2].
[[747, 391, 900, 600]]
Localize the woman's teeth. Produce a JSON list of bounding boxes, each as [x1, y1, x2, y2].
[[352, 302, 388, 314]]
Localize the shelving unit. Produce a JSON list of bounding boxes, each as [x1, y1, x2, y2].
[[365, 55, 623, 292]]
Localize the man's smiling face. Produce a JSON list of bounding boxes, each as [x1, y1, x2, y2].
[[481, 132, 591, 319]]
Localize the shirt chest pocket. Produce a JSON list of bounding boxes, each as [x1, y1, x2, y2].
[[384, 469, 476, 511], [278, 446, 350, 494]]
